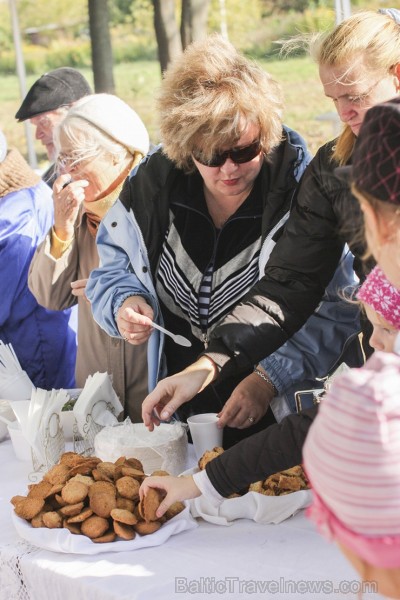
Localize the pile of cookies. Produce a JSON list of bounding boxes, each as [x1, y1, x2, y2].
[[11, 452, 184, 543], [248, 465, 310, 496], [198, 447, 309, 496]]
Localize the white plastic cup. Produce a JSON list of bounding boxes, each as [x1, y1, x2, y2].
[[186, 413, 223, 460], [7, 421, 33, 462]]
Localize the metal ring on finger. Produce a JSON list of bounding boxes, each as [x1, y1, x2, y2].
[[247, 416, 255, 424]]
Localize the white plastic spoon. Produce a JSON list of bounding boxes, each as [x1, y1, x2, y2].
[[149, 321, 192, 347]]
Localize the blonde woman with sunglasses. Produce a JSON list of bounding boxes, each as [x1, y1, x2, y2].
[[87, 34, 360, 447]]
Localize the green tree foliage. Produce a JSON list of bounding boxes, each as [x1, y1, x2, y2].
[[14, 0, 87, 31]]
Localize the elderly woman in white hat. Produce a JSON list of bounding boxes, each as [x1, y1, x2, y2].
[[28, 94, 150, 422]]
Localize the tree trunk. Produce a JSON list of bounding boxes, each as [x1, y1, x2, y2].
[[88, 0, 115, 93], [152, 0, 182, 74], [180, 0, 210, 49]]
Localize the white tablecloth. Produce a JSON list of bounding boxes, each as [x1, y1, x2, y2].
[[0, 439, 383, 600]]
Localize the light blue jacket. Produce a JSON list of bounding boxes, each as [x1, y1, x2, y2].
[[87, 200, 165, 392]]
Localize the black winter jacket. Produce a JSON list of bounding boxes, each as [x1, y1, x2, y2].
[[206, 139, 368, 380], [206, 406, 317, 496]]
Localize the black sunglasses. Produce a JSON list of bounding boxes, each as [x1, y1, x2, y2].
[[193, 140, 261, 167]]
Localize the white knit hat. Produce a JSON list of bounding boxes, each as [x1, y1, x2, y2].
[[304, 352, 400, 568], [66, 93, 149, 156]]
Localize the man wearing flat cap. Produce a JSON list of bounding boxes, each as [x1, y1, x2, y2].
[[15, 67, 92, 187]]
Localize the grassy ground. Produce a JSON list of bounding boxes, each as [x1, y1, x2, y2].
[[1, 55, 335, 169]]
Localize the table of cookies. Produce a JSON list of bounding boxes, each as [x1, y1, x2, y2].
[[0, 439, 383, 600]]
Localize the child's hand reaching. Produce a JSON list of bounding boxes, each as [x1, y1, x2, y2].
[[139, 475, 201, 518]]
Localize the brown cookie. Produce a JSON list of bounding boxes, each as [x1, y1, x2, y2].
[[116, 497, 136, 512], [10, 495, 26, 507], [69, 474, 94, 487], [125, 457, 144, 472], [92, 468, 113, 483], [61, 480, 89, 505], [14, 497, 44, 521], [59, 502, 85, 517], [138, 488, 163, 523], [27, 480, 53, 499], [31, 511, 46, 528], [63, 519, 82, 535], [116, 476, 140, 500], [134, 521, 161, 535], [113, 520, 136, 540], [120, 466, 145, 481], [198, 447, 224, 470], [46, 483, 65, 498], [90, 491, 117, 518], [80, 515, 109, 539], [43, 464, 71, 485], [69, 458, 100, 476], [88, 480, 116, 498], [110, 508, 138, 525], [42, 511, 63, 529], [67, 507, 93, 523], [92, 531, 116, 543], [96, 462, 117, 480], [54, 493, 68, 507], [165, 501, 185, 520], [59, 452, 82, 468]]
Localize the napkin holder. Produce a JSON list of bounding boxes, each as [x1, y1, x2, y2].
[[72, 373, 123, 456], [73, 399, 119, 456], [30, 412, 65, 478]]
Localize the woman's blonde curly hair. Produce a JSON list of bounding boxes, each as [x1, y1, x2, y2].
[[157, 34, 284, 172]]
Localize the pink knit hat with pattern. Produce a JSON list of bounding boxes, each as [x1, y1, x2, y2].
[[358, 265, 400, 329], [303, 352, 400, 568]]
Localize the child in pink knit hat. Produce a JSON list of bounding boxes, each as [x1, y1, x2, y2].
[[305, 95, 400, 598], [303, 353, 400, 598], [357, 265, 400, 353]]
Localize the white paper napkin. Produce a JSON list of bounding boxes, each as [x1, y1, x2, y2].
[[183, 468, 312, 526], [190, 489, 312, 525], [73, 372, 123, 436], [21, 388, 69, 466], [0, 341, 35, 401], [12, 502, 197, 554]]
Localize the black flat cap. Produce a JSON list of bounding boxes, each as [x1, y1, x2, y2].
[[15, 67, 92, 121]]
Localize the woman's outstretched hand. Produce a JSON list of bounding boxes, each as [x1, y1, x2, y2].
[[217, 371, 274, 429], [142, 356, 219, 431], [116, 296, 154, 345]]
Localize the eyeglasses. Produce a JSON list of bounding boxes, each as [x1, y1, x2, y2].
[[192, 140, 261, 167], [56, 151, 95, 171]]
